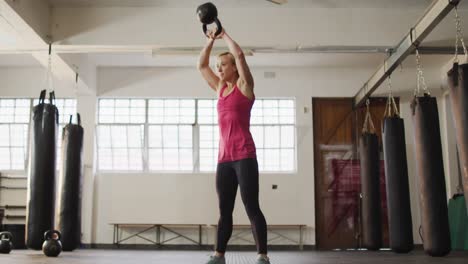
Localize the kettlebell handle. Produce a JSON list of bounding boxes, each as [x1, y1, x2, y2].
[[0, 232, 13, 240], [202, 18, 223, 37], [44, 230, 61, 241]]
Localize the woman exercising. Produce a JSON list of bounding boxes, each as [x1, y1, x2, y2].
[[197, 28, 270, 264]]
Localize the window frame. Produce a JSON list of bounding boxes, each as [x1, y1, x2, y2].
[[95, 97, 298, 174]]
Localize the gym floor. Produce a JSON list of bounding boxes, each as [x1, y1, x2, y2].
[[2, 250, 468, 264]]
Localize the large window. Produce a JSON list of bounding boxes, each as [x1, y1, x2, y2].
[[0, 99, 31, 170], [0, 98, 77, 171], [96, 98, 296, 173], [97, 99, 146, 171], [148, 99, 195, 171], [198, 100, 219, 171], [251, 100, 295, 172]]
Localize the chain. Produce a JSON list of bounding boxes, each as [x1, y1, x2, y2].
[[414, 49, 429, 96], [362, 99, 375, 134], [454, 6, 468, 63]]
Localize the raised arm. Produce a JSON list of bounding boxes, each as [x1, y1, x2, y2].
[[222, 32, 254, 90], [197, 36, 221, 92]]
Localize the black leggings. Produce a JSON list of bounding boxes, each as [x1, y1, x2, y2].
[[215, 158, 268, 254]]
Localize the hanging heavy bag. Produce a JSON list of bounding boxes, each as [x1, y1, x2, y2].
[[412, 49, 451, 257], [446, 12, 468, 213], [26, 90, 59, 250], [447, 63, 468, 214], [382, 91, 414, 253], [56, 114, 84, 251], [411, 94, 451, 256], [359, 101, 382, 251]]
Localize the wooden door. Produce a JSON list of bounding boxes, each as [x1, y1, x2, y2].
[[313, 97, 395, 250]]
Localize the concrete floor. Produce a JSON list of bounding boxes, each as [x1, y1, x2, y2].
[[0, 249, 467, 264]]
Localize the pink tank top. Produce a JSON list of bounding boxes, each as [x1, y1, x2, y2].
[[217, 84, 256, 163]]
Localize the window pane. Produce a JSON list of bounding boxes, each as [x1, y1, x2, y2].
[[99, 99, 145, 124], [200, 126, 217, 149], [264, 149, 280, 171], [197, 100, 217, 125], [148, 125, 193, 171], [179, 126, 192, 148], [264, 126, 280, 148], [250, 126, 264, 148], [0, 125, 11, 147], [129, 148, 143, 170], [199, 125, 218, 171], [97, 126, 111, 148], [281, 126, 294, 148], [96, 125, 144, 171], [111, 126, 127, 148], [0, 147, 10, 169], [149, 126, 162, 148], [14, 99, 31, 123], [149, 99, 195, 124], [179, 148, 193, 171], [11, 147, 25, 170], [163, 148, 179, 170], [98, 148, 112, 170], [199, 148, 217, 172], [256, 149, 265, 171], [128, 126, 144, 148], [280, 149, 294, 171], [149, 148, 163, 170], [163, 126, 179, 148]]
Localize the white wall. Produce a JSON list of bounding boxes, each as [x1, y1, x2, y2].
[[0, 63, 461, 247]]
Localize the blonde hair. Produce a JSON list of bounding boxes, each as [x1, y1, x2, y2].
[[217, 52, 236, 65]]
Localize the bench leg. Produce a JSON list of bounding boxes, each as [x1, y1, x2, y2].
[[299, 226, 303, 250], [157, 225, 161, 245], [199, 225, 202, 246], [213, 226, 217, 251]]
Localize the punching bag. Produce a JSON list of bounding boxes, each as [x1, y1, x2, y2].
[[360, 132, 382, 250], [26, 90, 59, 250], [56, 114, 84, 251], [382, 116, 414, 253], [411, 94, 451, 256], [447, 63, 468, 213]]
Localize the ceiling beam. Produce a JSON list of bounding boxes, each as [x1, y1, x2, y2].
[[353, 0, 461, 108], [0, 0, 95, 95], [0, 44, 460, 55]]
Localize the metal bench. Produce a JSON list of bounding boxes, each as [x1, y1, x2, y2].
[[110, 223, 204, 247]]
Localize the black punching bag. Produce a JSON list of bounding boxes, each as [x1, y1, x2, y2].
[[411, 94, 451, 256], [56, 114, 84, 251], [447, 63, 468, 213], [26, 90, 59, 250], [360, 132, 382, 250], [382, 116, 414, 253]]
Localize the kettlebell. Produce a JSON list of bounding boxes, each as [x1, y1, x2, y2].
[[0, 232, 13, 254], [42, 230, 62, 257], [196, 2, 223, 36]]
